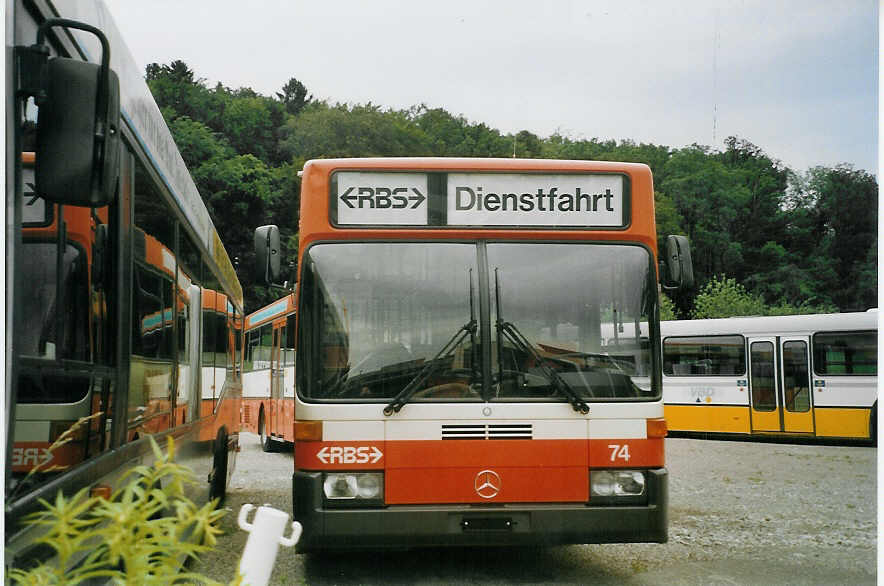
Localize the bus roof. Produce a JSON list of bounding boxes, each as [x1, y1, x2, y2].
[[302, 157, 653, 172], [245, 294, 295, 330], [661, 312, 878, 338]]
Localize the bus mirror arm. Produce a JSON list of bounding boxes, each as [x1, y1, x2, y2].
[[660, 235, 694, 292], [17, 18, 121, 207]]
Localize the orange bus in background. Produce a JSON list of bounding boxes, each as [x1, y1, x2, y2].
[[256, 157, 693, 551], [241, 293, 296, 450]]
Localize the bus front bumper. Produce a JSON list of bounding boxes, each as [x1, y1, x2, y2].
[[292, 468, 667, 551]]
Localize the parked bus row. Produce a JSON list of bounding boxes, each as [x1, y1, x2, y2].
[[6, 0, 241, 571], [243, 305, 877, 461], [240, 154, 877, 555]]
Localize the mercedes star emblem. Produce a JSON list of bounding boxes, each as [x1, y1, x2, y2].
[[474, 469, 501, 499]]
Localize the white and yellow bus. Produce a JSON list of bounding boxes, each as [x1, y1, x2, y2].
[[662, 312, 877, 442]]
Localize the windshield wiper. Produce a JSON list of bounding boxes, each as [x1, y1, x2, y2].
[[493, 268, 589, 414], [384, 270, 478, 416]]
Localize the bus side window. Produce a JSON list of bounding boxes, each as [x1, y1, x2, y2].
[[202, 295, 217, 411], [130, 156, 177, 435], [813, 331, 878, 375], [663, 335, 745, 377], [258, 324, 273, 370]]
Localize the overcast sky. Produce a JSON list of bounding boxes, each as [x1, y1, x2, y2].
[[103, 0, 878, 174]]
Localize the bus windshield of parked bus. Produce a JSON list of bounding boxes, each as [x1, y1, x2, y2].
[[298, 241, 655, 403]]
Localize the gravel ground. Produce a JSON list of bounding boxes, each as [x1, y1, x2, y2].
[[189, 433, 877, 585]]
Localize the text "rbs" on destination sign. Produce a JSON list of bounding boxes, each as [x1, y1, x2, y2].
[[339, 186, 426, 210]]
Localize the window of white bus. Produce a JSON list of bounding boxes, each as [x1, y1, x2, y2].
[[663, 335, 746, 377], [813, 331, 877, 375]]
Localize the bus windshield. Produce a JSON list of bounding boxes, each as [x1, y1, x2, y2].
[[299, 241, 656, 403]]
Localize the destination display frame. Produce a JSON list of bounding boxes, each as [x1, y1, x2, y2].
[[329, 169, 632, 230]]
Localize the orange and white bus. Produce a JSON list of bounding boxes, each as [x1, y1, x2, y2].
[[256, 157, 693, 550], [241, 292, 296, 450], [6, 1, 242, 568]]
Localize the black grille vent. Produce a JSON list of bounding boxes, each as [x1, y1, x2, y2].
[[441, 424, 532, 440]]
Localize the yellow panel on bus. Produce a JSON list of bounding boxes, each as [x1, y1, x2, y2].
[[664, 405, 751, 434], [814, 408, 872, 438]]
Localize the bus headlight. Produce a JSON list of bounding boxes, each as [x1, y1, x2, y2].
[[322, 472, 384, 506], [591, 470, 646, 497]]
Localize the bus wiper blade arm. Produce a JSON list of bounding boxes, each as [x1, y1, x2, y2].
[[383, 319, 476, 416], [493, 267, 588, 414], [385, 270, 479, 416], [497, 320, 590, 414]]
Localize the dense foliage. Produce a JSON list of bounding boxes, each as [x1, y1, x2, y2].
[[145, 61, 877, 316], [8, 434, 233, 585]]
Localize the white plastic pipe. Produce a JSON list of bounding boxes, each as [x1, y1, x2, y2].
[[237, 504, 302, 586]]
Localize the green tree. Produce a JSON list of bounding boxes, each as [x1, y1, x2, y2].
[[691, 275, 768, 318], [167, 116, 234, 169], [277, 77, 312, 116], [220, 95, 282, 162], [659, 293, 679, 321], [411, 106, 510, 156], [514, 130, 542, 158], [145, 60, 197, 118], [280, 102, 432, 159], [146, 61, 229, 131], [659, 146, 745, 286], [192, 154, 278, 303], [805, 164, 878, 310]]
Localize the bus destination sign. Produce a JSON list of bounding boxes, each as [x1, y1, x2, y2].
[[332, 171, 627, 228], [335, 172, 428, 225]]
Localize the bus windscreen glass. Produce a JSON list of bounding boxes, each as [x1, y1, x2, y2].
[[299, 242, 655, 402]]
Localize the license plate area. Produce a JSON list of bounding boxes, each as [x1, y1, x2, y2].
[[460, 517, 514, 532]]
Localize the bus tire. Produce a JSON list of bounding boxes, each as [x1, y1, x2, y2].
[[259, 409, 275, 453], [209, 427, 229, 504]]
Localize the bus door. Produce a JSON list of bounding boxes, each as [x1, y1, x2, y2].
[[779, 336, 813, 433], [270, 323, 284, 438], [748, 336, 814, 434]]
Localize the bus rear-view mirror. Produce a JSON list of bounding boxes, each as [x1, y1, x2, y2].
[[662, 234, 694, 291], [24, 19, 121, 207], [255, 225, 281, 284]]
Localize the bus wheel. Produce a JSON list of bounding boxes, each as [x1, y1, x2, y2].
[[259, 410, 275, 453], [209, 428, 228, 503]]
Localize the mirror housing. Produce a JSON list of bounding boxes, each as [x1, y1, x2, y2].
[[20, 19, 122, 207], [36, 57, 120, 206], [254, 225, 281, 284], [661, 235, 694, 291]]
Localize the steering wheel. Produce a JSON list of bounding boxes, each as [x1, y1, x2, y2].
[[413, 382, 478, 399]]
